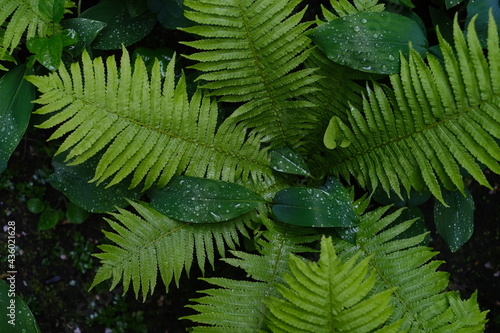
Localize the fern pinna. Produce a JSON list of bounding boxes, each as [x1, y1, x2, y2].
[[22, 0, 498, 331]]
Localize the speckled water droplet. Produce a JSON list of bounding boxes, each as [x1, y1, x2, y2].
[[361, 18, 367, 24], [353, 26, 360, 32]]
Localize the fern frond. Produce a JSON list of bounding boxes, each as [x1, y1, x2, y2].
[[321, 0, 385, 21], [26, 49, 273, 190], [181, 0, 320, 147], [183, 218, 319, 332], [0, 0, 62, 56], [266, 237, 401, 333], [90, 201, 251, 299], [326, 14, 500, 202], [333, 205, 488, 331]]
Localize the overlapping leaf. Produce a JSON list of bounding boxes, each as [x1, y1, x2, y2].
[[325, 14, 500, 202], [26, 49, 273, 190], [182, 0, 320, 147]]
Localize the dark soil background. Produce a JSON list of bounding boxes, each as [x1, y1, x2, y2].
[[1, 124, 499, 333]]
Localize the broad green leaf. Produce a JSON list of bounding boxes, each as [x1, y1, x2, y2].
[[272, 178, 359, 227], [324, 116, 352, 149], [269, 146, 311, 176], [38, 0, 66, 23], [61, 18, 107, 56], [147, 0, 191, 29], [26, 35, 63, 71], [27, 198, 45, 214], [38, 207, 60, 230], [434, 188, 475, 252], [386, 0, 415, 8], [309, 12, 427, 74], [148, 176, 265, 222], [372, 186, 431, 208], [0, 280, 41, 333], [447, 0, 466, 9], [127, 0, 149, 18], [466, 0, 500, 46], [80, 0, 156, 50], [48, 152, 141, 213], [0, 65, 35, 173], [65, 201, 90, 224]]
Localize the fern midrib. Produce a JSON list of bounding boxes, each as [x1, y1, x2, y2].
[[66, 91, 272, 174], [333, 94, 495, 167], [357, 241, 429, 331], [237, 2, 290, 145]]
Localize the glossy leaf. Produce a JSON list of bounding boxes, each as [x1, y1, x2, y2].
[[309, 12, 427, 74], [269, 146, 311, 176], [48, 152, 141, 213], [38, 0, 66, 23], [272, 178, 359, 227], [434, 188, 475, 252], [148, 176, 265, 222], [447, 0, 466, 9], [65, 201, 90, 224], [0, 280, 41, 333], [26, 30, 78, 71], [80, 0, 156, 50], [0, 65, 35, 173], [61, 18, 107, 56], [147, 0, 191, 29]]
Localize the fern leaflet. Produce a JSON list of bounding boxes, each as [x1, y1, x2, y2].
[[325, 14, 500, 202], [181, 0, 320, 147], [333, 205, 488, 331], [90, 201, 250, 299], [26, 49, 273, 190]]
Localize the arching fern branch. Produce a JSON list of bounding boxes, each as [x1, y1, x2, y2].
[[0, 0, 69, 56], [333, 205, 488, 331], [181, 0, 321, 147], [324, 14, 500, 202], [266, 236, 402, 333], [90, 201, 252, 300], [183, 217, 319, 332], [26, 49, 273, 190], [321, 0, 385, 21]]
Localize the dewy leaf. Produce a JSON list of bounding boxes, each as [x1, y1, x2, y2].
[[309, 11, 428, 74], [48, 152, 141, 213], [0, 280, 41, 333], [447, 0, 466, 9], [434, 188, 475, 252], [26, 35, 63, 71], [61, 18, 107, 56], [273, 178, 359, 227], [466, 0, 500, 46], [270, 146, 312, 176], [0, 65, 35, 173], [80, 0, 156, 50], [148, 176, 265, 223]]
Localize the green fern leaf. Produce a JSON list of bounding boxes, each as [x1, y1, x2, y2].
[[183, 218, 319, 332], [26, 49, 273, 190], [181, 0, 320, 147], [325, 14, 500, 202], [333, 206, 488, 331], [0, 0, 67, 56], [321, 0, 385, 21], [266, 237, 401, 333], [90, 201, 250, 299]]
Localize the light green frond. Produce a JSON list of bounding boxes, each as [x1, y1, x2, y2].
[[0, 0, 62, 56], [325, 14, 500, 202], [181, 0, 321, 147], [26, 49, 273, 190], [321, 0, 385, 21], [183, 218, 319, 332], [333, 206, 488, 332], [266, 237, 400, 333], [90, 201, 251, 300]]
